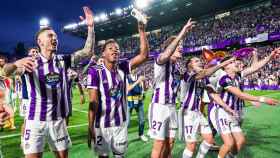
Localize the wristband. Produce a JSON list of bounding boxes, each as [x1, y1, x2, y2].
[[259, 97, 265, 103]]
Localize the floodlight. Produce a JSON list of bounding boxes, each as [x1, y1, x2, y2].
[[39, 18, 49, 28], [115, 8, 123, 15]]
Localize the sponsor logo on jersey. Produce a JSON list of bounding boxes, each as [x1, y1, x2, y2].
[[45, 72, 61, 86]]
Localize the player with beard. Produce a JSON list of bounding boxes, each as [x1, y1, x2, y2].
[[148, 18, 195, 158], [209, 49, 280, 158], [3, 6, 95, 158], [87, 20, 149, 157]]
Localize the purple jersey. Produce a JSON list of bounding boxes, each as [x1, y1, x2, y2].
[[216, 72, 244, 111], [181, 71, 210, 111], [152, 59, 181, 105], [87, 61, 130, 128], [25, 53, 71, 121]]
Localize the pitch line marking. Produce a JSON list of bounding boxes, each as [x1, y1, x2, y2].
[[73, 108, 88, 113]]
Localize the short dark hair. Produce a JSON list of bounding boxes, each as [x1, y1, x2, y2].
[[101, 39, 117, 53], [161, 36, 177, 51], [35, 27, 53, 42]]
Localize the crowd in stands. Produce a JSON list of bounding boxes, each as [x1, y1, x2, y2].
[[116, 0, 280, 53], [240, 44, 280, 89], [111, 0, 280, 90], [127, 43, 280, 91]]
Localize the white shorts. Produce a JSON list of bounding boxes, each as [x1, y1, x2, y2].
[[93, 123, 128, 157], [19, 99, 28, 117], [22, 119, 72, 155], [178, 109, 212, 142], [209, 106, 242, 135], [148, 103, 178, 140]]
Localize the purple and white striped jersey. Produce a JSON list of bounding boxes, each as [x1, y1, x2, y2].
[[25, 53, 71, 121], [152, 59, 181, 105], [215, 72, 244, 112], [181, 71, 210, 111], [87, 61, 130, 128]]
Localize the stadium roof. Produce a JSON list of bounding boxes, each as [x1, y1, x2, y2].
[[64, 0, 263, 41]]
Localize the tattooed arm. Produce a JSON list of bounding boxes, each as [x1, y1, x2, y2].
[[71, 6, 95, 65]]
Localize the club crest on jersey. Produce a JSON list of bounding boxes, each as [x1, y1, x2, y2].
[[110, 85, 122, 100], [45, 72, 61, 86]]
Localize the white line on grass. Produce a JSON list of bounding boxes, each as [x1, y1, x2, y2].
[[73, 108, 88, 114], [0, 123, 88, 139]]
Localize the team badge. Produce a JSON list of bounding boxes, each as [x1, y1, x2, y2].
[[110, 85, 122, 100], [225, 77, 235, 86]]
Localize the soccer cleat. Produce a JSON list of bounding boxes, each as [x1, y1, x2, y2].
[[139, 135, 148, 142]]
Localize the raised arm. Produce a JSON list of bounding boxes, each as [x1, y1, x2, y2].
[[157, 18, 195, 65], [251, 49, 258, 65], [242, 48, 280, 77], [195, 57, 235, 80], [129, 22, 149, 70], [72, 6, 95, 65]]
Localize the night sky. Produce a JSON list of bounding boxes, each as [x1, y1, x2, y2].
[[0, 0, 131, 53]]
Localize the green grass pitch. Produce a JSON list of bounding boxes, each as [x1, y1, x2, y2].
[[0, 90, 279, 158]]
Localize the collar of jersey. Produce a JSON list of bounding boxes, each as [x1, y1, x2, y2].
[[102, 63, 118, 73], [38, 53, 55, 63]]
